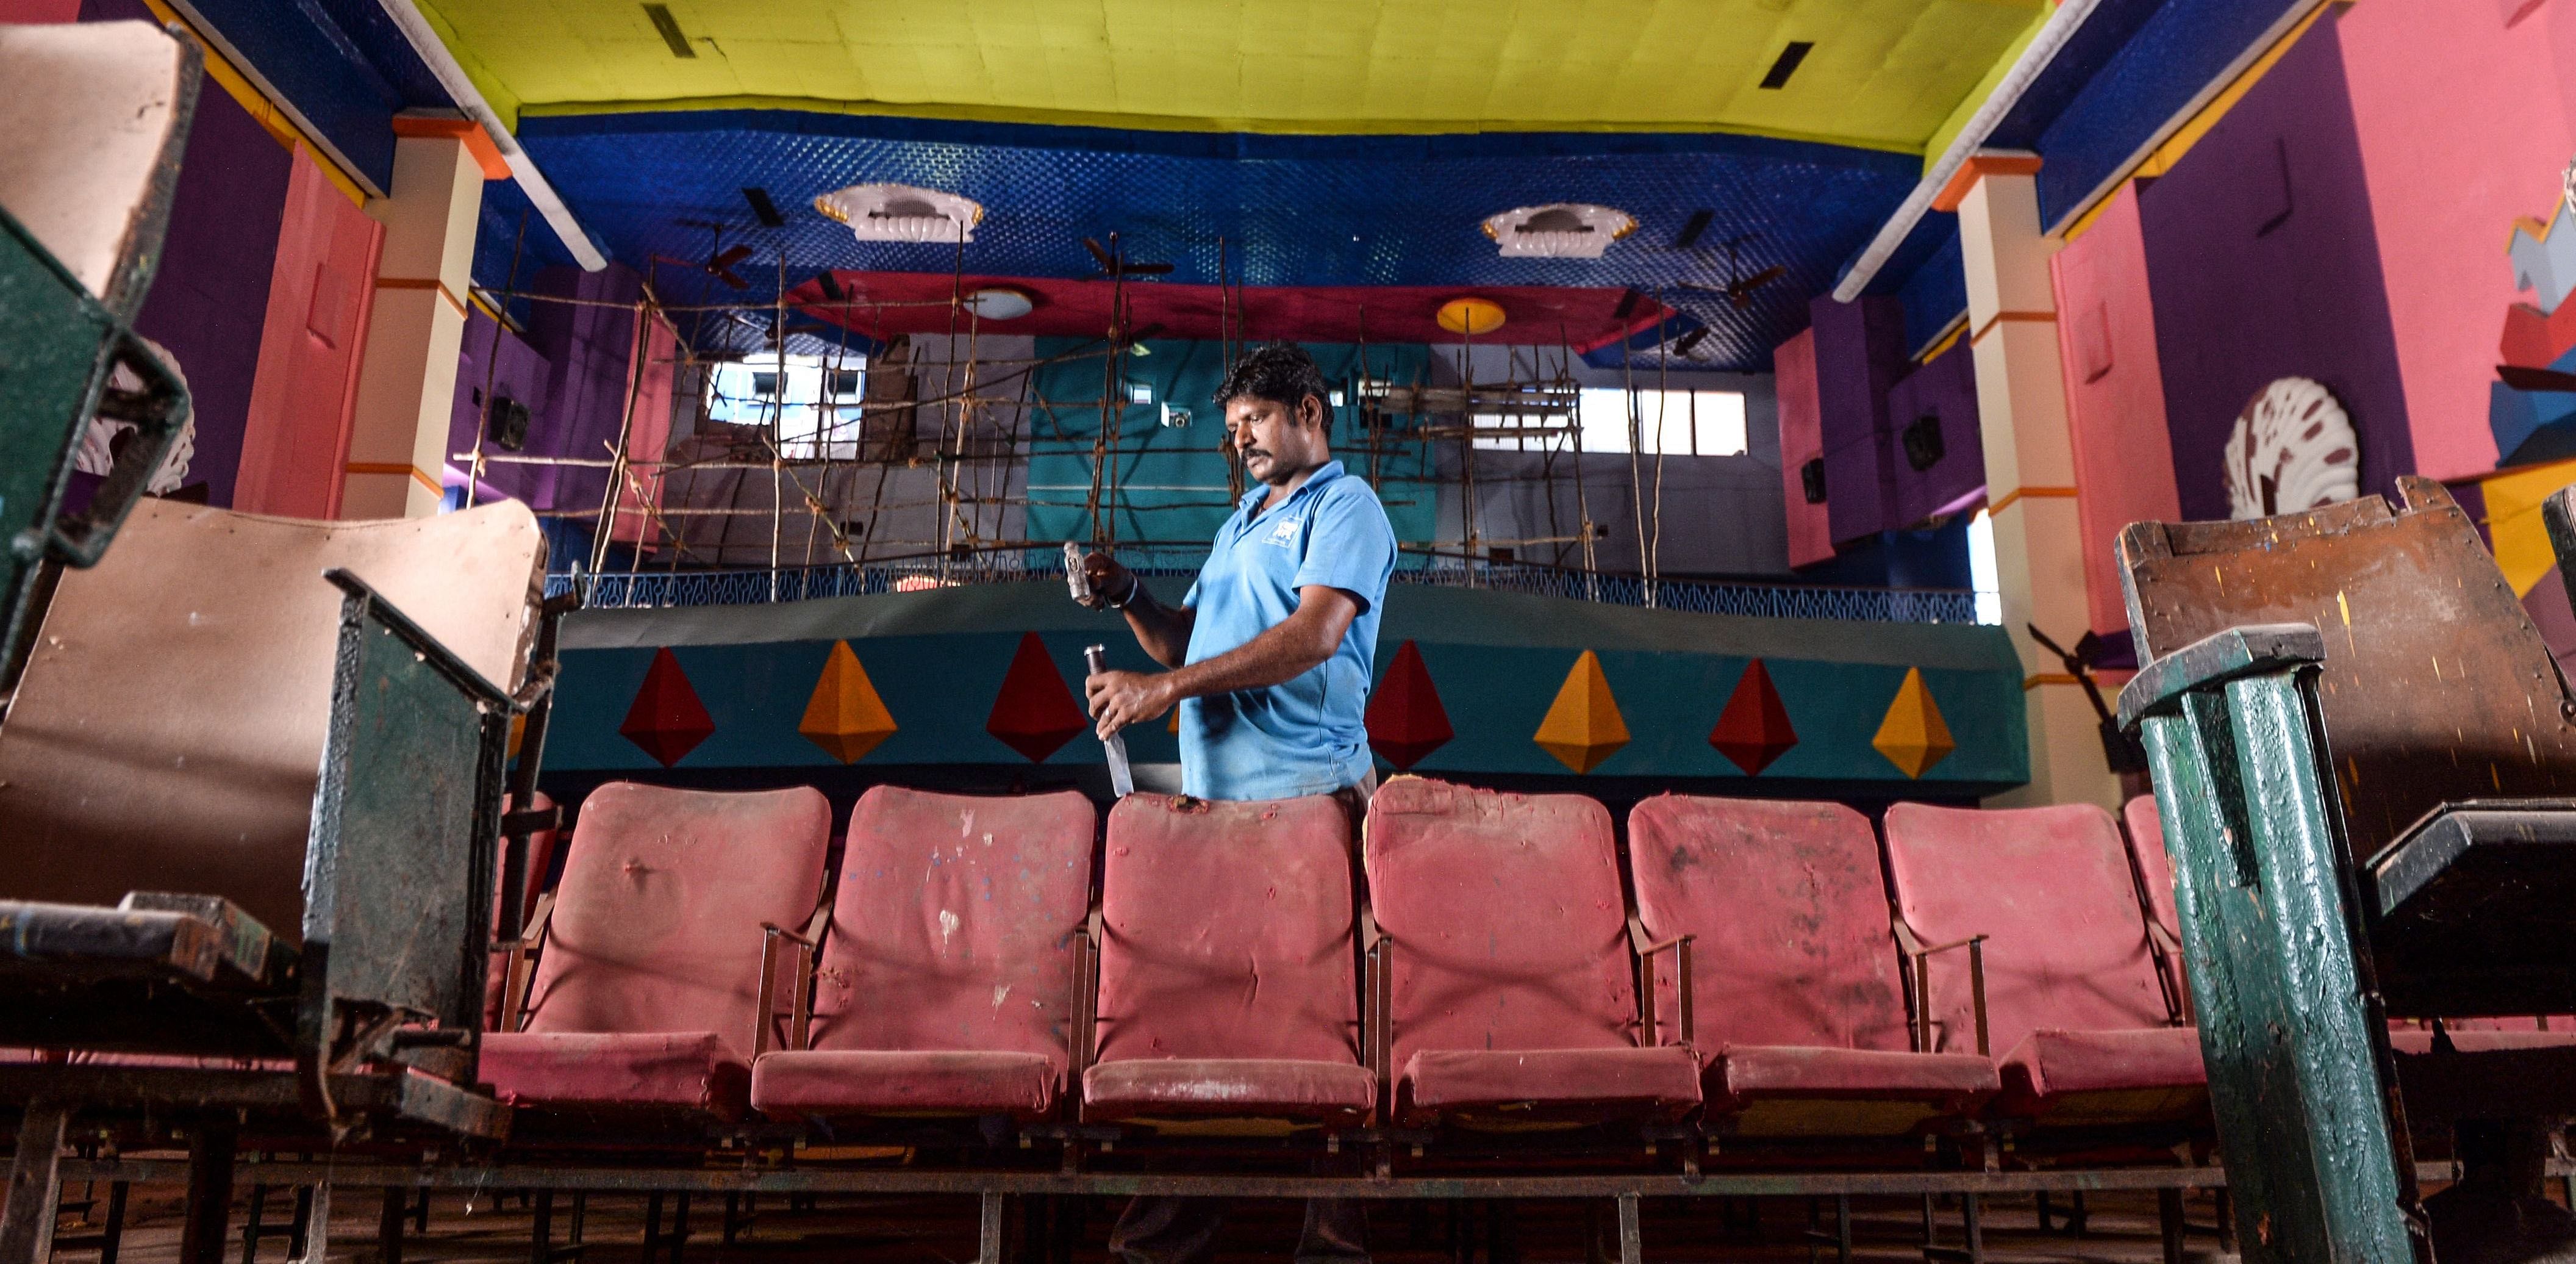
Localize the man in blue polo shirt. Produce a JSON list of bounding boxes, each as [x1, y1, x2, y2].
[[1076, 341, 1394, 1264]]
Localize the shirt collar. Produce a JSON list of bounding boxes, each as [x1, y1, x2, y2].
[[1237, 460, 1347, 512]]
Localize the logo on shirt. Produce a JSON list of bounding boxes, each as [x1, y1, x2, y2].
[[1265, 516, 1300, 548]]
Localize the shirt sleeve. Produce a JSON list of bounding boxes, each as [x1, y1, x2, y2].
[[1293, 482, 1397, 615]]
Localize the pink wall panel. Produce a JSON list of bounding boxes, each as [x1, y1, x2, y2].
[[1773, 328, 1833, 567], [2052, 182, 2181, 637], [2339, 0, 2576, 480], [609, 314, 679, 545], [235, 145, 381, 519]]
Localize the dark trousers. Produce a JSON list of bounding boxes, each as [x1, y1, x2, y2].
[[1109, 1197, 1368, 1264], [1111, 774, 1376, 1264]]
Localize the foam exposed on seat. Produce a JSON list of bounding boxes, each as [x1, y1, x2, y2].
[[1082, 794, 1370, 1126], [1365, 777, 1698, 1126], [1627, 795, 1996, 1133], [1884, 802, 2200, 1124], [488, 783, 829, 1123], [750, 786, 1092, 1121]]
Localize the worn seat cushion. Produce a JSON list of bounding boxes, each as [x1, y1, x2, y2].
[[479, 1030, 748, 1122], [1398, 1046, 1701, 1124], [1994, 1027, 2206, 1121], [1082, 1058, 1376, 1124], [1712, 1044, 2000, 1107], [750, 1049, 1056, 1120]]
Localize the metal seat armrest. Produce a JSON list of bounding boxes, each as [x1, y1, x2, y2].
[[2115, 623, 2327, 731], [498, 892, 554, 1034], [755, 883, 836, 1057], [1892, 909, 1989, 1057], [1069, 907, 1103, 1084], [1626, 916, 1694, 1049], [2144, 919, 2192, 1025], [1360, 903, 1392, 1118]]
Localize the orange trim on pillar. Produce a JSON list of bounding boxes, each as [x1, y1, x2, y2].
[[1989, 486, 2079, 515], [1970, 310, 2058, 344], [1931, 152, 2045, 214], [345, 461, 443, 495], [2023, 673, 2085, 690], [376, 276, 468, 320], [390, 115, 510, 181]]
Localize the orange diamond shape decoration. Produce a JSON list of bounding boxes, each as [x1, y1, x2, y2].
[[800, 641, 898, 763], [1709, 658, 1797, 775], [1533, 649, 1630, 774], [1872, 667, 1956, 779]]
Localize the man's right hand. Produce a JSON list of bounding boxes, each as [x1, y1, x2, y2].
[[1078, 551, 1138, 611]]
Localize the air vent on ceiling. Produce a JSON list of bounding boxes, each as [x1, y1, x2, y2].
[[1480, 203, 1636, 259], [814, 183, 982, 244]]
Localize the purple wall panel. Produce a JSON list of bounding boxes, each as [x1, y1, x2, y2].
[[1884, 347, 1984, 526], [2138, 13, 2414, 522], [449, 307, 557, 503], [87, 0, 289, 508], [521, 263, 643, 512], [1810, 295, 1909, 544]]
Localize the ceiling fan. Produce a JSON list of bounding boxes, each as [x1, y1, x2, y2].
[[653, 221, 756, 290], [1675, 235, 1789, 311], [1082, 233, 1173, 279]]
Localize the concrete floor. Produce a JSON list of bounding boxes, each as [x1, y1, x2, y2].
[[43, 1182, 2243, 1264]]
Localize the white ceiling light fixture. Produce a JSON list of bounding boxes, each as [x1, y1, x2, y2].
[[1481, 203, 1637, 259], [964, 286, 1034, 320], [814, 182, 983, 243]]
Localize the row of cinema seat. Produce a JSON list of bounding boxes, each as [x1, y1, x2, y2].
[[476, 777, 2206, 1157]]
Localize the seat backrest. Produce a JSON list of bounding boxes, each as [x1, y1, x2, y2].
[[521, 783, 831, 1061], [0, 500, 545, 941], [1628, 795, 1909, 1052], [806, 787, 1094, 1076], [2121, 478, 2576, 861], [1365, 777, 1636, 1066], [0, 21, 193, 311], [2120, 795, 2180, 941], [1096, 794, 1357, 1066], [1883, 802, 2167, 1056]]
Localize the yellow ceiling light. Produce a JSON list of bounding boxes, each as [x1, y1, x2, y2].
[[813, 182, 982, 243], [424, 1, 2049, 153], [1435, 297, 1508, 337], [1482, 203, 1637, 258]]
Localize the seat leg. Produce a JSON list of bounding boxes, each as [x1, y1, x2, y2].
[[531, 1190, 553, 1264], [100, 1182, 128, 1264], [289, 1185, 316, 1261], [293, 1185, 330, 1264], [412, 1191, 429, 1235], [242, 1185, 268, 1264], [977, 1191, 1005, 1264], [178, 1123, 237, 1264], [642, 1193, 664, 1264], [1961, 1194, 1983, 1264], [2158, 1190, 2185, 1264], [376, 1188, 406, 1264], [1615, 1194, 1641, 1264], [1, 1098, 71, 1264], [722, 1193, 741, 1247], [1834, 1196, 1851, 1264], [1490, 1201, 1520, 1264], [2066, 1190, 2088, 1237], [669, 1193, 690, 1264], [2213, 1188, 2236, 1254]]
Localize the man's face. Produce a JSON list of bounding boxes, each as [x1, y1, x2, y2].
[[1227, 393, 1328, 486]]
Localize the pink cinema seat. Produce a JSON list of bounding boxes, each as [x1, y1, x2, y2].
[[1883, 803, 2203, 1128], [1081, 794, 1376, 1131], [749, 787, 1094, 1122], [1626, 796, 1998, 1137], [1364, 778, 1700, 1129], [481, 783, 831, 1127]]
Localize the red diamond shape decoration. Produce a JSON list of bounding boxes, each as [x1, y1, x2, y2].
[[1365, 639, 1454, 770], [1709, 658, 1798, 775], [620, 647, 715, 767], [986, 632, 1088, 763]]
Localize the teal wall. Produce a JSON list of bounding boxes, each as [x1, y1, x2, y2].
[[1025, 339, 1434, 552]]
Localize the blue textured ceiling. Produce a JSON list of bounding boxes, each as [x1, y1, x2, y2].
[[510, 112, 1922, 372]]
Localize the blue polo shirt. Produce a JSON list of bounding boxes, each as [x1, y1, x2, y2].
[[1179, 461, 1395, 800]]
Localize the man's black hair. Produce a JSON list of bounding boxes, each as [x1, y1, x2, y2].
[[1214, 341, 1330, 419]]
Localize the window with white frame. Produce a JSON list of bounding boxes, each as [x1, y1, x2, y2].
[[1470, 388, 1747, 455], [708, 353, 869, 459]]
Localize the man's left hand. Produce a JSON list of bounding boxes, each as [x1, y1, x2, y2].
[[1086, 669, 1174, 738]]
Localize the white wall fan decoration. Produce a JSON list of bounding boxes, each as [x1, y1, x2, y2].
[[2223, 376, 2359, 521], [1480, 203, 1636, 258]]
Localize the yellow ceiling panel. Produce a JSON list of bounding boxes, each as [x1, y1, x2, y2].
[[429, 0, 2047, 151]]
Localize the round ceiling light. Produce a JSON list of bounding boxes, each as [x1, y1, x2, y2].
[[964, 287, 1034, 320], [1435, 296, 1508, 337]]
